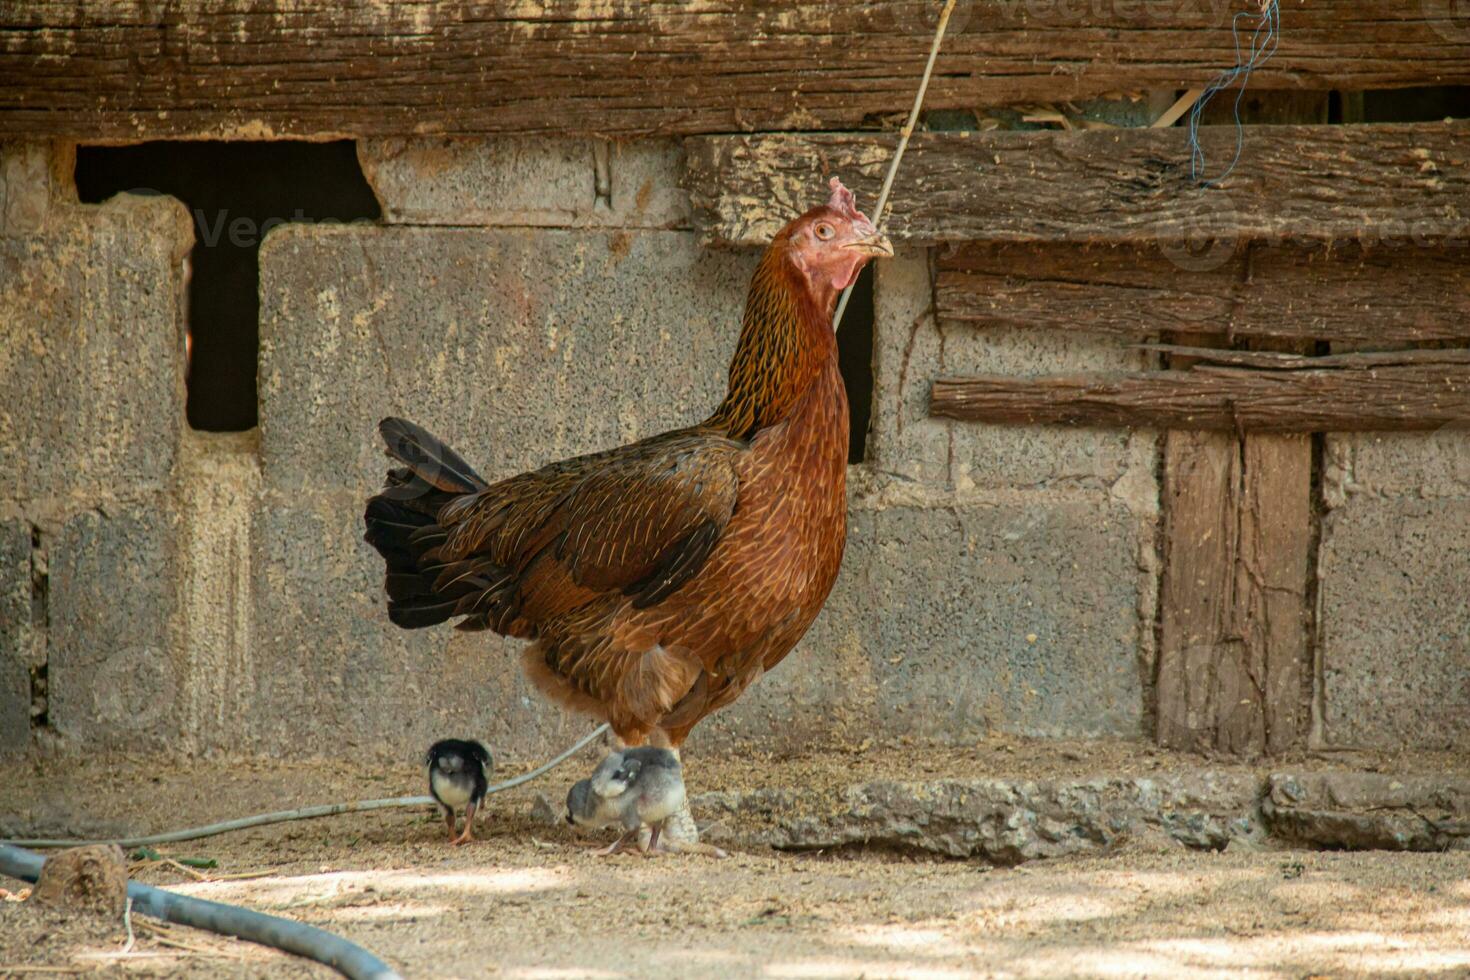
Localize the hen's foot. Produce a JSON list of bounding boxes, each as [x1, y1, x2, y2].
[[656, 838, 729, 859], [637, 806, 726, 857], [592, 831, 634, 857]]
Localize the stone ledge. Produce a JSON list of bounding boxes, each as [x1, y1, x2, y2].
[[695, 769, 1470, 863], [695, 772, 1263, 863], [4, 754, 1469, 866], [1263, 772, 1470, 852]]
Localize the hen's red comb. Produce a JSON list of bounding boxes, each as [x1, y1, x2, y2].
[[826, 176, 863, 220]]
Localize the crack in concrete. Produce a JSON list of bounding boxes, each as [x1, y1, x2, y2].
[[27, 523, 51, 733]]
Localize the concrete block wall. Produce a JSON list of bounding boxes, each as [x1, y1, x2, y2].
[[858, 251, 1157, 742], [1, 142, 194, 753], [1, 136, 1465, 761], [1320, 431, 1470, 749]]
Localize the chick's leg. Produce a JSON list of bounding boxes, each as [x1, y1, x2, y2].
[[641, 822, 663, 858], [442, 806, 457, 843], [450, 801, 478, 846], [637, 744, 700, 851]]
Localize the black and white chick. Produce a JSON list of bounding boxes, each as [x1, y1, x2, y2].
[[566, 747, 725, 857], [425, 739, 493, 846]]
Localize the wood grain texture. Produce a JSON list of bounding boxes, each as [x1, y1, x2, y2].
[[936, 243, 1470, 345], [1152, 95, 1316, 760], [1240, 431, 1312, 756], [3, 1, 1468, 139], [1155, 431, 1312, 756], [928, 360, 1470, 432], [686, 124, 1470, 246], [1137, 346, 1470, 369]]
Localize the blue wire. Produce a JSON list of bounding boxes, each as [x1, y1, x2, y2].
[[1187, 0, 1281, 187]]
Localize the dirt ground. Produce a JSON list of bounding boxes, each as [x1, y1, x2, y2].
[[3, 747, 1469, 979]]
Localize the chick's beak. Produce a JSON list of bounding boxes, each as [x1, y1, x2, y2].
[[843, 230, 894, 258]]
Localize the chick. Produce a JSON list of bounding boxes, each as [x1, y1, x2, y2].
[[425, 739, 493, 845], [566, 747, 725, 857]]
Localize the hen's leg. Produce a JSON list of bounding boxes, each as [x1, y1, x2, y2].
[[656, 802, 700, 845]]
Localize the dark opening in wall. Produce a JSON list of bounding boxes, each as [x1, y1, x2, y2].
[[75, 142, 380, 432], [837, 264, 876, 464], [1361, 86, 1470, 122], [1331, 87, 1470, 124]]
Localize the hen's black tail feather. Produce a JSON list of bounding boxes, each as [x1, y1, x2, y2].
[[378, 416, 487, 495], [363, 417, 490, 630]]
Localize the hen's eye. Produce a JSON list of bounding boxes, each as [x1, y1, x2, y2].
[[815, 223, 835, 241]]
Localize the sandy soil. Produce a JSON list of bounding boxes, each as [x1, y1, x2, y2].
[[3, 747, 1469, 979]]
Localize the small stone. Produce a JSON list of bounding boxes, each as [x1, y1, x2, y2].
[[29, 844, 128, 917], [1272, 775, 1307, 805], [529, 793, 560, 827]]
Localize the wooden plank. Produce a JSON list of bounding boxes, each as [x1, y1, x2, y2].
[[1154, 93, 1323, 759], [1154, 431, 1311, 755], [2, 1, 1467, 140], [1137, 345, 1470, 370], [685, 123, 1470, 246], [1232, 336, 1314, 757], [1241, 431, 1313, 755], [935, 242, 1470, 345], [1157, 430, 1239, 754], [928, 361, 1470, 432]]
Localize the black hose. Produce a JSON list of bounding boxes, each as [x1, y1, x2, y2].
[[0, 844, 402, 980]]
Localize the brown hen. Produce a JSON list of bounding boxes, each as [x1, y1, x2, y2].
[[364, 177, 892, 755]]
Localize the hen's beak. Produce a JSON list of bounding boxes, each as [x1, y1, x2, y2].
[[843, 231, 894, 258]]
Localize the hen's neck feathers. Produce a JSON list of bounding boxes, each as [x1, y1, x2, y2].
[[706, 243, 839, 440]]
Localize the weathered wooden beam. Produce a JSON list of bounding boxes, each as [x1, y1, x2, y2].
[[1154, 94, 1323, 761], [935, 242, 1470, 345], [686, 123, 1470, 246], [1155, 430, 1312, 756], [1137, 345, 1470, 370], [3, 1, 1469, 140], [928, 361, 1470, 432]]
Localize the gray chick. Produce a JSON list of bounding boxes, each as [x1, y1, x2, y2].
[[566, 747, 703, 856]]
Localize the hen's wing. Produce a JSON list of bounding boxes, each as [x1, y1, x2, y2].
[[421, 428, 744, 635]]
